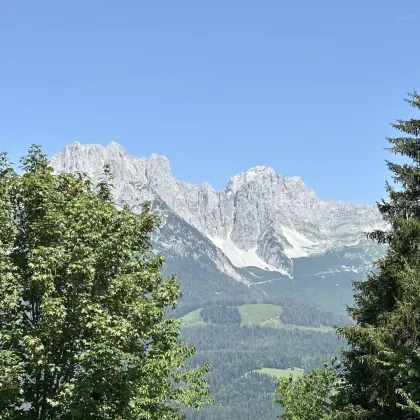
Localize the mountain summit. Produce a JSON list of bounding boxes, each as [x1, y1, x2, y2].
[[51, 142, 385, 276]]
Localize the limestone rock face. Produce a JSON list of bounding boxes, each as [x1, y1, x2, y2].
[[51, 142, 386, 276]]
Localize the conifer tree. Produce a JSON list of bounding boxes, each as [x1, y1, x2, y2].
[[335, 91, 420, 419], [0, 146, 211, 419], [276, 91, 420, 419]]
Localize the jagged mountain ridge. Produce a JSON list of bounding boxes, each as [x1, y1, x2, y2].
[[51, 141, 385, 277], [149, 197, 266, 304]]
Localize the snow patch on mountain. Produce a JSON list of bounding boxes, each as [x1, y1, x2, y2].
[[281, 226, 315, 258], [210, 233, 287, 274]]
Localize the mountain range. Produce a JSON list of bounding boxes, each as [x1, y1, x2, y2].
[[49, 141, 389, 419], [50, 141, 386, 313]]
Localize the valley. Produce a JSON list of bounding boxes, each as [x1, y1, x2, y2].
[[50, 142, 385, 419]]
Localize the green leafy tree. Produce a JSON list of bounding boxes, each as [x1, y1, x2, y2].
[[275, 360, 338, 420], [0, 146, 211, 419], [276, 91, 420, 419], [274, 360, 368, 420]]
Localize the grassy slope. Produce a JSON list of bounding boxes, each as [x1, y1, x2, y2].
[[179, 303, 333, 332], [238, 304, 283, 326], [179, 308, 206, 326]]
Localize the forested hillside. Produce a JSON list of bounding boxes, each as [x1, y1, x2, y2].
[[175, 301, 346, 419]]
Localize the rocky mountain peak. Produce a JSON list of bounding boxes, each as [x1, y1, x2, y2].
[[50, 142, 385, 274], [226, 166, 277, 192]]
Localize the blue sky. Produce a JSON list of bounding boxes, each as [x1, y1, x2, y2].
[[1, 1, 419, 204]]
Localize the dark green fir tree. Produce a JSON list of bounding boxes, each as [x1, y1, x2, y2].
[[276, 91, 420, 419], [335, 91, 420, 419]]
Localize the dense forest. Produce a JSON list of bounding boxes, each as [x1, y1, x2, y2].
[[184, 372, 278, 420], [168, 286, 351, 417], [181, 321, 345, 419]]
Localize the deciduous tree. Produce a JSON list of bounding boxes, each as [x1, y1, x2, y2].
[[0, 146, 211, 419]]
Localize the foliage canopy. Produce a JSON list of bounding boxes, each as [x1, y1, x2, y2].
[[0, 146, 211, 419]]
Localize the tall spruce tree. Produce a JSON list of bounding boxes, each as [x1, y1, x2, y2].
[[335, 91, 420, 419], [0, 146, 211, 419], [276, 91, 420, 419]]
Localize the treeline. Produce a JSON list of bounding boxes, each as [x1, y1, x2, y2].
[[200, 305, 241, 324], [173, 295, 350, 328], [277, 297, 350, 327]]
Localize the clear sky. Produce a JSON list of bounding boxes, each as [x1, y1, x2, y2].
[[1, 1, 419, 204]]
